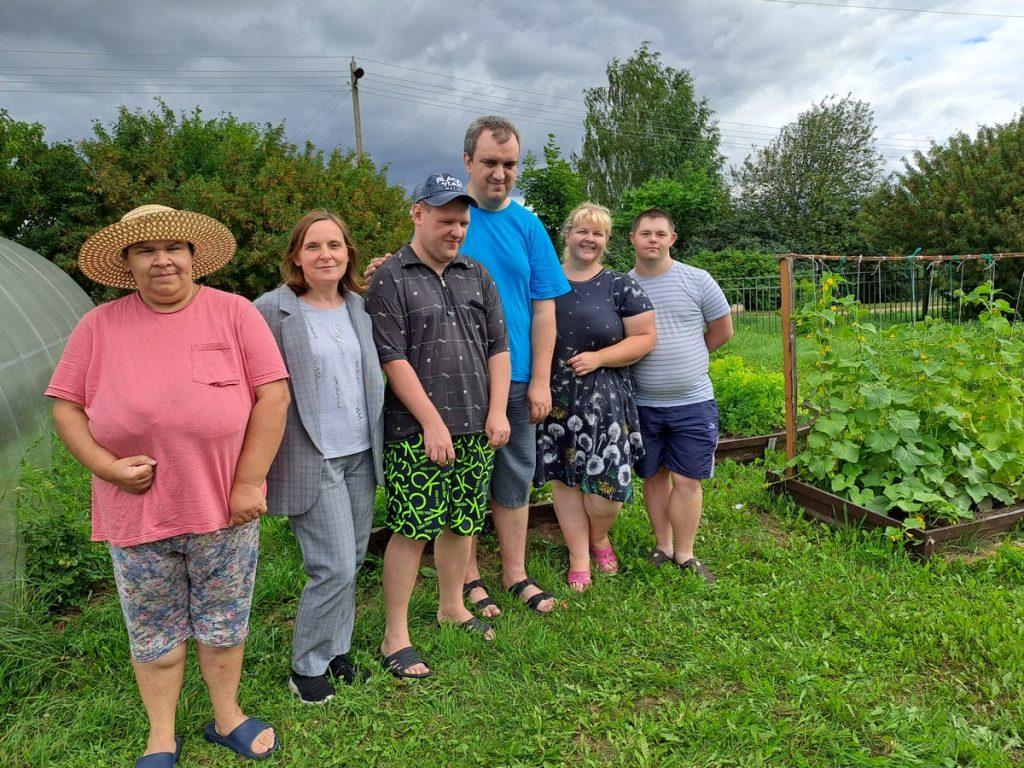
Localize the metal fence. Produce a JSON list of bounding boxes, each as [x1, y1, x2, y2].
[[718, 259, 1024, 335]]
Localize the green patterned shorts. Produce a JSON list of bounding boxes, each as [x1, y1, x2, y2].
[[384, 432, 494, 541]]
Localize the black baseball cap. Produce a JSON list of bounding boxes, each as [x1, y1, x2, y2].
[[413, 173, 478, 208]]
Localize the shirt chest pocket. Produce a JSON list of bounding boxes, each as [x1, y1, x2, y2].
[[192, 342, 241, 386]]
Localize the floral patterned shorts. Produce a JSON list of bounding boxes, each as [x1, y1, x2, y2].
[[107, 521, 259, 662]]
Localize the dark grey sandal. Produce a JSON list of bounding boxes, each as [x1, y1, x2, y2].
[[649, 548, 672, 567], [449, 615, 495, 641], [462, 579, 499, 614], [381, 646, 432, 679], [677, 557, 716, 584], [508, 577, 553, 613]]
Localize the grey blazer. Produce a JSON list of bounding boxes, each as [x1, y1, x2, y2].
[[254, 285, 385, 516]]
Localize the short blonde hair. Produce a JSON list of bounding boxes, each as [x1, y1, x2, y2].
[[561, 202, 612, 262]]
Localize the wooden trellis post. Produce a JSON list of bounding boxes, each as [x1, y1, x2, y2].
[[779, 256, 798, 477]]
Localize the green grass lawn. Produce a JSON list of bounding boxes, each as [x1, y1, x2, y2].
[[4, 326, 1024, 767], [4, 454, 1024, 767]]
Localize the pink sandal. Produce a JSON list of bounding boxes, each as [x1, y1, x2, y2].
[[590, 544, 619, 574], [567, 570, 592, 590]]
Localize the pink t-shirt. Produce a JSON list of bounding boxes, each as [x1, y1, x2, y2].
[[45, 287, 289, 547]]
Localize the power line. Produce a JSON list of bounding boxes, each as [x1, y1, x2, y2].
[[358, 78, 924, 153], [0, 48, 355, 59], [305, 89, 350, 143], [0, 49, 934, 158], [0, 86, 341, 94], [0, 49, 939, 144], [758, 0, 1024, 19], [355, 85, 915, 161], [297, 88, 349, 139]]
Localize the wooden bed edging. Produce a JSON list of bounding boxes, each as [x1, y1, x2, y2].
[[715, 424, 810, 464], [766, 470, 1024, 559]]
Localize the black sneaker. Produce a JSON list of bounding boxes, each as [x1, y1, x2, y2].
[[328, 653, 364, 685], [289, 671, 335, 704]]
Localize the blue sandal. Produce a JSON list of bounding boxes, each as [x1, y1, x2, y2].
[[134, 735, 182, 767], [204, 718, 279, 760]]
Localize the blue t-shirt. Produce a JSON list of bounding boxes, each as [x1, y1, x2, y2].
[[461, 201, 570, 382]]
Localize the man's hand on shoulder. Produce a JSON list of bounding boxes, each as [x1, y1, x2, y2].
[[363, 253, 392, 280], [526, 379, 552, 424]]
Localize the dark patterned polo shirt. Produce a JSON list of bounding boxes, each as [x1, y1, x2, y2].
[[366, 244, 508, 443]]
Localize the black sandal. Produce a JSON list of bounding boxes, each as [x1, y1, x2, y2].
[[463, 579, 500, 614], [507, 577, 554, 614], [381, 646, 432, 679], [649, 548, 672, 567], [676, 557, 716, 584], [441, 615, 495, 641]]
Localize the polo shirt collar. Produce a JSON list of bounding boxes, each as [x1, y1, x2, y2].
[[397, 243, 472, 270]]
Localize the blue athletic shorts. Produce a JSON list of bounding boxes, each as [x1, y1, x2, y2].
[[635, 400, 718, 480]]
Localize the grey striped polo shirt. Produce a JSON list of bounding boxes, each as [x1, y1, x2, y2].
[[627, 260, 730, 407]]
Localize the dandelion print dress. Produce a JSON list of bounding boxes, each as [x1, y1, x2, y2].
[[536, 269, 654, 501]]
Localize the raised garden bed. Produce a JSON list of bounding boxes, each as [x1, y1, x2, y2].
[[767, 470, 1024, 559], [716, 424, 810, 464]]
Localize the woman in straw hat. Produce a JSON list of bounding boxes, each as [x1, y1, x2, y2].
[[253, 210, 384, 704], [45, 205, 289, 765]]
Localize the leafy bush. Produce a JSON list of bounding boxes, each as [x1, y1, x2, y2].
[[2, 103, 412, 302], [794, 276, 1024, 530], [710, 355, 785, 436], [14, 437, 110, 609], [683, 248, 777, 282], [685, 249, 779, 311]]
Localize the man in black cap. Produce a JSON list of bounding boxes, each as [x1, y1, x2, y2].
[[365, 173, 511, 678]]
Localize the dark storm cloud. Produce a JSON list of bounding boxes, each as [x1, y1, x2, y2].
[[2, 0, 1021, 191]]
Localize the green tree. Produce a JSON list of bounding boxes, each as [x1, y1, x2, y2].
[[613, 176, 727, 243], [575, 44, 724, 208], [858, 113, 1024, 308], [0, 111, 90, 257], [44, 101, 410, 301], [606, 175, 729, 272], [732, 95, 885, 255], [859, 112, 1024, 256], [519, 134, 586, 249]]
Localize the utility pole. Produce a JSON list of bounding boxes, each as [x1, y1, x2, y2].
[[349, 57, 365, 159]]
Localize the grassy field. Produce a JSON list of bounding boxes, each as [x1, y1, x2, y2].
[[3, 326, 1024, 767]]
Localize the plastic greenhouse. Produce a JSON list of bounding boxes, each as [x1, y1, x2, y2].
[[0, 237, 93, 595]]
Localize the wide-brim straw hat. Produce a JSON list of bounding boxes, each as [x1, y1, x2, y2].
[[78, 204, 237, 289]]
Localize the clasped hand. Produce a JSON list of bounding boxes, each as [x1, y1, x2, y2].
[[103, 455, 157, 494], [567, 351, 602, 377]]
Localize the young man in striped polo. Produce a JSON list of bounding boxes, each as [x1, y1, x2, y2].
[[627, 209, 733, 583]]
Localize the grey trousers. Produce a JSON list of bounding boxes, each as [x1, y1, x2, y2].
[[289, 449, 376, 676]]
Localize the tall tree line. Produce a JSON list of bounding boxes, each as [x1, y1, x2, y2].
[[0, 102, 410, 302]]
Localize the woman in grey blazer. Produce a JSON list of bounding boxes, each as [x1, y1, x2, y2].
[[254, 210, 385, 704]]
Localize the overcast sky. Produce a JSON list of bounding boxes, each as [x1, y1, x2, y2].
[[2, 0, 1022, 193]]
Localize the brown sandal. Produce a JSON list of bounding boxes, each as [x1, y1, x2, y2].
[[677, 557, 716, 584]]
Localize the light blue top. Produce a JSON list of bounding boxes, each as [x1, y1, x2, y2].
[[628, 261, 731, 407], [300, 302, 371, 458], [461, 201, 570, 383]]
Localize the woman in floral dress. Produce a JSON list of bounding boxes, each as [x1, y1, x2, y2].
[[536, 203, 656, 591]]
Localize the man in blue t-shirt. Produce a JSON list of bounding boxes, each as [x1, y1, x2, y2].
[[459, 116, 570, 616]]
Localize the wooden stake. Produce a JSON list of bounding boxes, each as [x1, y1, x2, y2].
[[780, 256, 798, 477]]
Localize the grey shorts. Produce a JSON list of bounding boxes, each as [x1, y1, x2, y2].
[[108, 521, 259, 663], [490, 380, 536, 508]]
